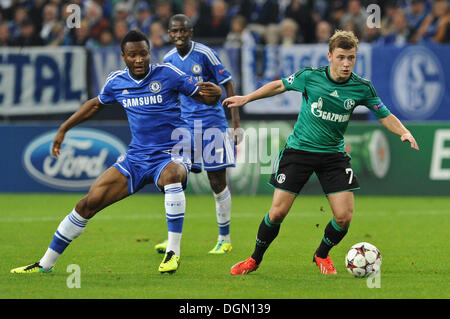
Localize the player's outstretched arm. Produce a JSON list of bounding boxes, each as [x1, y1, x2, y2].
[[52, 97, 105, 157], [223, 80, 242, 145], [223, 80, 239, 126], [378, 114, 419, 151], [193, 82, 222, 105], [222, 80, 286, 108]]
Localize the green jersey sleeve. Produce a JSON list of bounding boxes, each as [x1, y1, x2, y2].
[[281, 68, 312, 92], [360, 81, 391, 119]]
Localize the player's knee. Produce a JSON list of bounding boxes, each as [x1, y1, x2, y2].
[[161, 167, 185, 185], [209, 177, 226, 194], [269, 206, 289, 223], [334, 208, 353, 229], [211, 182, 226, 194], [75, 197, 91, 219], [207, 170, 227, 194], [75, 195, 99, 219]]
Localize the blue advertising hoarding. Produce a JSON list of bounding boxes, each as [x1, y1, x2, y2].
[[0, 47, 87, 116], [0, 124, 159, 193], [370, 44, 450, 121]]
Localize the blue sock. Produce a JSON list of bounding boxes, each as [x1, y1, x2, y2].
[[40, 209, 88, 270]]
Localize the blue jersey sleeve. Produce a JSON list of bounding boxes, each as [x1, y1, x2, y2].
[[98, 71, 119, 105], [164, 63, 199, 97], [202, 48, 232, 85], [163, 53, 172, 65]]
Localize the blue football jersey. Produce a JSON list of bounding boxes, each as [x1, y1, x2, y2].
[[164, 41, 232, 129], [98, 63, 199, 156]]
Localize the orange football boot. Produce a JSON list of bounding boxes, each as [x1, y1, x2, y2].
[[313, 254, 337, 275], [230, 257, 259, 275]]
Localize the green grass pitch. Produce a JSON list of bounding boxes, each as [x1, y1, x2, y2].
[[0, 193, 449, 299]]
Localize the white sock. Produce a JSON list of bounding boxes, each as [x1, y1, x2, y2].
[[167, 232, 182, 256], [214, 186, 231, 243], [164, 183, 185, 256], [39, 209, 88, 270], [39, 248, 60, 270]]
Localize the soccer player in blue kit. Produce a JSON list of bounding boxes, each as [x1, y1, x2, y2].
[[154, 14, 240, 255], [10, 30, 222, 274]]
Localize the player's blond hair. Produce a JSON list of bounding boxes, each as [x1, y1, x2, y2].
[[328, 30, 359, 53]]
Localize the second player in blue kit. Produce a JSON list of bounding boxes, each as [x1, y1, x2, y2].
[[154, 14, 241, 255]]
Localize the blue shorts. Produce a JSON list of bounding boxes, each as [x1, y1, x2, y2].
[[113, 150, 191, 194], [191, 127, 236, 173]]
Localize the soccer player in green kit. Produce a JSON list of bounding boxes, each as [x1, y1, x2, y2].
[[223, 30, 419, 275]]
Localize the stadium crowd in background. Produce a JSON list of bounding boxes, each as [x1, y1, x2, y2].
[[0, 0, 449, 49]]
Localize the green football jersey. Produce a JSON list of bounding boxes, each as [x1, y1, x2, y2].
[[281, 66, 391, 153]]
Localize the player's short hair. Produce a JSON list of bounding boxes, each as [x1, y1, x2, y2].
[[328, 30, 359, 53], [168, 14, 193, 30], [120, 30, 150, 53]]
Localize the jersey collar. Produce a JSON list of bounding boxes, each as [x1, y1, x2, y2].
[[325, 66, 352, 85], [126, 65, 153, 84], [177, 41, 194, 61]]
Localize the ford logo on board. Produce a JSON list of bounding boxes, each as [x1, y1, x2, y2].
[[23, 128, 127, 190]]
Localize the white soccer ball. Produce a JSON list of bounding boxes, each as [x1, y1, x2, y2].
[[345, 242, 382, 277]]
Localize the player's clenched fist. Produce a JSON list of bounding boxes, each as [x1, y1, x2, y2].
[[196, 82, 222, 96]]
